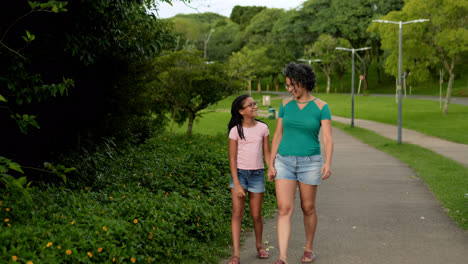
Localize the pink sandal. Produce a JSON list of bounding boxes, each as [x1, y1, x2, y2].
[[257, 248, 270, 259], [274, 259, 286, 264], [301, 251, 316, 263], [227, 256, 240, 264]]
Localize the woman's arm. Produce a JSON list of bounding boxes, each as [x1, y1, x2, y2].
[[320, 119, 333, 180], [229, 139, 245, 197], [267, 118, 283, 181]]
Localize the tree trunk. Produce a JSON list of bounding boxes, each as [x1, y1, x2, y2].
[[376, 55, 381, 84], [443, 58, 456, 114], [258, 77, 261, 92], [443, 72, 454, 114], [326, 74, 331, 94], [187, 112, 195, 137]]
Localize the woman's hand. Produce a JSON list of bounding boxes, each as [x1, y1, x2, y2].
[[234, 184, 246, 198], [267, 166, 277, 181], [321, 163, 331, 180]]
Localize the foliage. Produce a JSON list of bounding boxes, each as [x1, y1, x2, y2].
[[369, 0, 468, 113], [0, 134, 277, 263], [154, 50, 236, 136], [230, 5, 266, 30]]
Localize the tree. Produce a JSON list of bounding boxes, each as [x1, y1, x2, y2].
[[369, 0, 468, 114], [230, 6, 266, 31], [154, 51, 235, 136], [227, 46, 267, 93], [305, 34, 351, 93]]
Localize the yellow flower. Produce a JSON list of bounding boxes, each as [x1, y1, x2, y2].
[[133, 219, 138, 224], [113, 257, 116, 262], [87, 252, 93, 258], [122, 195, 126, 198], [197, 223, 199, 227], [197, 217, 200, 221], [85, 187, 88, 191], [57, 246, 62, 249], [0, 201, 2, 205], [12, 255, 18, 261], [131, 257, 136, 263], [71, 220, 75, 225], [66, 249, 72, 255], [148, 234, 153, 239], [6, 208, 10, 212], [110, 196, 113, 200], [103, 226, 108, 231], [98, 247, 103, 253], [4, 218, 9, 222], [123, 184, 126, 188], [26, 261, 33, 264], [46, 242, 53, 248]]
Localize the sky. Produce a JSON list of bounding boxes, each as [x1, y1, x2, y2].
[[154, 0, 306, 19]]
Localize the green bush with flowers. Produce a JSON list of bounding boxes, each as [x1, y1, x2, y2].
[[0, 134, 277, 263]]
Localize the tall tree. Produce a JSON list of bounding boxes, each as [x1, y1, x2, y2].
[[229, 5, 266, 31], [154, 51, 235, 136], [369, 0, 468, 114]]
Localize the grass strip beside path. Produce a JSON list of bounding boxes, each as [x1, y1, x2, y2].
[[333, 121, 468, 230]]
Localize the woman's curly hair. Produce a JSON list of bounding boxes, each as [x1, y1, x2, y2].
[[282, 63, 316, 91]]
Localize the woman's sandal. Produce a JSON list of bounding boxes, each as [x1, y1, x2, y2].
[[301, 251, 316, 263], [227, 256, 240, 264], [257, 248, 270, 259], [273, 259, 286, 264]]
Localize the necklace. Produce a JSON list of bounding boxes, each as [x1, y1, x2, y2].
[[295, 98, 317, 104]]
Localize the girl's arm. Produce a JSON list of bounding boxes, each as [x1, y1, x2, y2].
[[320, 119, 333, 180], [267, 118, 283, 181], [262, 134, 271, 168], [229, 138, 245, 197]]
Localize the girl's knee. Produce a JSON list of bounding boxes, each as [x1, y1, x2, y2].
[[277, 204, 294, 216], [301, 204, 316, 216], [232, 209, 245, 219]]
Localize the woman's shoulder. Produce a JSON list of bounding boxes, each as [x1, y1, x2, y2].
[[282, 97, 294, 107], [313, 98, 329, 110]]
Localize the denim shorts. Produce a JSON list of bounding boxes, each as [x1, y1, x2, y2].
[[230, 169, 265, 193], [274, 154, 323, 185]]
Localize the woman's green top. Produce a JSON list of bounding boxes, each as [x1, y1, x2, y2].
[[278, 98, 331, 156]]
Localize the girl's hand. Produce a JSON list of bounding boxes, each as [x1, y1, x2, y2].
[[321, 163, 332, 180], [234, 184, 246, 198], [267, 167, 277, 181]]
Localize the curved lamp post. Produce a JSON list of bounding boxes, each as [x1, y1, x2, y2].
[[335, 47, 371, 128], [372, 19, 429, 144], [204, 29, 215, 59]]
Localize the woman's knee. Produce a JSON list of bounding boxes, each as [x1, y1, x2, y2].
[[277, 203, 294, 216], [232, 208, 245, 219], [301, 203, 316, 216]]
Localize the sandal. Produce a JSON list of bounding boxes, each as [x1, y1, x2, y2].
[[227, 256, 240, 264], [301, 251, 316, 263], [257, 248, 270, 259], [273, 259, 286, 264]]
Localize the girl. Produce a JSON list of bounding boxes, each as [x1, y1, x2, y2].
[[227, 94, 271, 264]]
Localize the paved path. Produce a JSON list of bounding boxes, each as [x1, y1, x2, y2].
[[220, 128, 468, 264], [332, 116, 468, 168]]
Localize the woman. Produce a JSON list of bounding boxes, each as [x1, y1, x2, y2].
[[268, 63, 333, 264]]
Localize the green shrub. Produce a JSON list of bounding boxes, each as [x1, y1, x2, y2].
[[0, 134, 276, 263]]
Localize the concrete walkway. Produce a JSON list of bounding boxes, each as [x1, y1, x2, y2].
[[220, 128, 468, 264], [332, 116, 468, 168]]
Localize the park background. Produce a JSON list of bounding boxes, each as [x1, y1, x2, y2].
[[1, 0, 467, 263]]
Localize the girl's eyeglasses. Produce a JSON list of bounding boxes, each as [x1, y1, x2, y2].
[[242, 101, 258, 109]]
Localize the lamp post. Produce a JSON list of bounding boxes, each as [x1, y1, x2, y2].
[[335, 47, 371, 128], [372, 19, 429, 144], [204, 29, 215, 59], [298, 59, 322, 65]]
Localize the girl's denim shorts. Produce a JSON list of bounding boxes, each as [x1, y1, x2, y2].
[[230, 169, 265, 193], [274, 154, 323, 185]]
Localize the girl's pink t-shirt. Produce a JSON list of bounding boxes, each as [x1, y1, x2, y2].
[[229, 122, 269, 170]]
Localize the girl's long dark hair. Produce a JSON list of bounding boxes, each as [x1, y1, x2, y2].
[[228, 94, 250, 140]]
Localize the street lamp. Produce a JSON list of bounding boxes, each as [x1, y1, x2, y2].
[[204, 29, 215, 59], [372, 19, 429, 144], [335, 47, 371, 128], [298, 59, 322, 65]]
